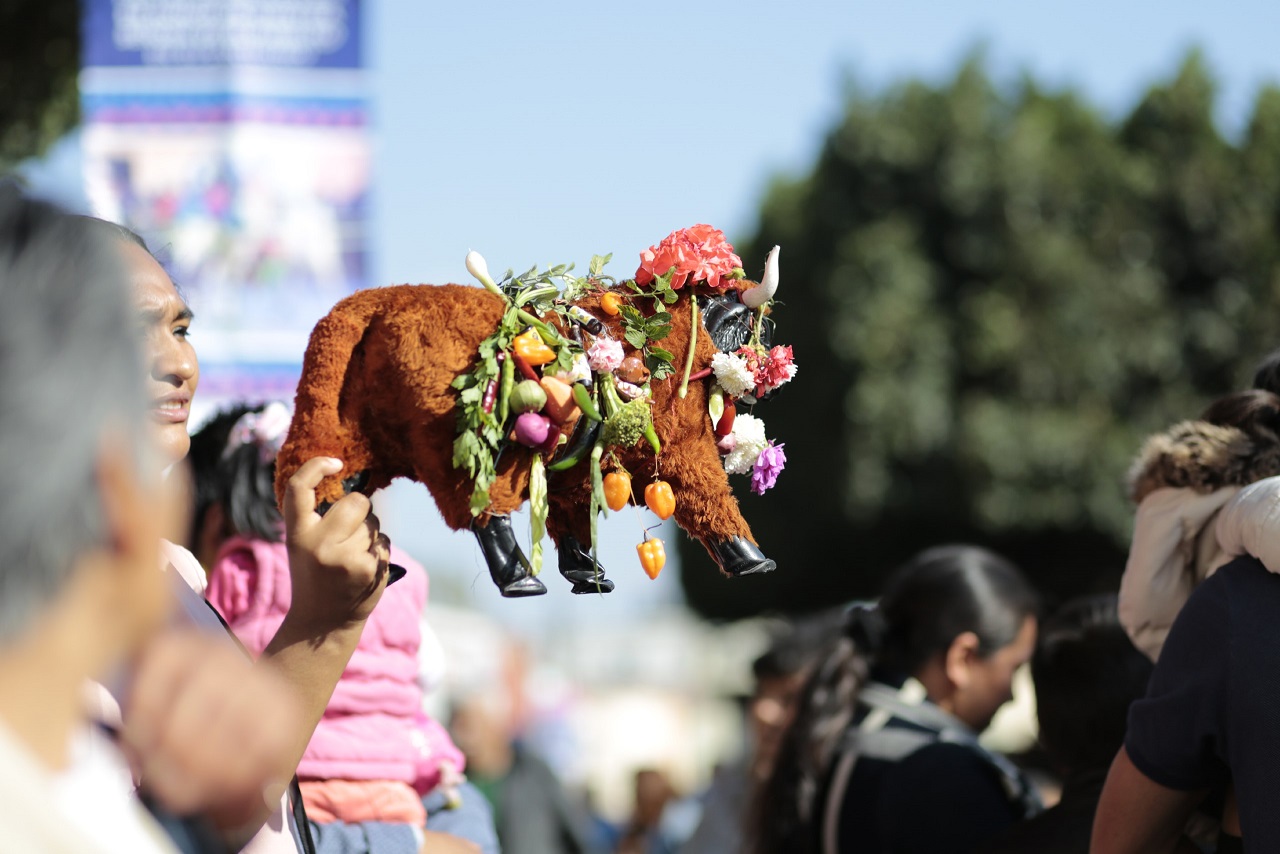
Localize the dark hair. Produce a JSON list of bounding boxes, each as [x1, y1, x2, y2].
[[1251, 348, 1280, 396], [1199, 389, 1280, 446], [753, 545, 1038, 854], [752, 610, 845, 683], [188, 403, 284, 544], [1032, 594, 1152, 774]]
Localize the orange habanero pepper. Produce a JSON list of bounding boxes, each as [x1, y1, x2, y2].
[[637, 538, 666, 579], [644, 480, 676, 520], [603, 471, 632, 512], [600, 292, 623, 316], [513, 327, 557, 366]]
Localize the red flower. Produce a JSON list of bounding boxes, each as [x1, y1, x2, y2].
[[734, 346, 762, 380], [636, 224, 743, 289], [753, 345, 798, 396]]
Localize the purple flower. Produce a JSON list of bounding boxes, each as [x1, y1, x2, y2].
[[750, 442, 786, 495]]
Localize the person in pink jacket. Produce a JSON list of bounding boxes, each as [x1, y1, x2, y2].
[[191, 402, 494, 851]]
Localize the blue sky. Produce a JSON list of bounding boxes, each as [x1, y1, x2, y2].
[[361, 0, 1280, 631], [370, 0, 1280, 294], [21, 0, 1280, 632]]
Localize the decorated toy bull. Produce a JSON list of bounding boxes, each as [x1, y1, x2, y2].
[[275, 225, 795, 597]]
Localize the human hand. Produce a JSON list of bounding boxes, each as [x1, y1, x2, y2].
[[420, 829, 481, 854], [122, 627, 302, 830], [282, 456, 389, 636]]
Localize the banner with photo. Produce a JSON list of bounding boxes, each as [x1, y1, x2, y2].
[[80, 0, 369, 422]]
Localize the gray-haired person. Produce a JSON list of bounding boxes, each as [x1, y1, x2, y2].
[[0, 190, 352, 854], [0, 187, 183, 850]]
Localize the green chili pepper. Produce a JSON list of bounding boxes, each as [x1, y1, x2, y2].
[[572, 382, 603, 422], [495, 351, 515, 426], [643, 422, 662, 456]]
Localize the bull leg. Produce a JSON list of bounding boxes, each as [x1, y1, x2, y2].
[[708, 537, 775, 576], [658, 431, 778, 579], [470, 516, 547, 598], [545, 492, 615, 594], [557, 533, 615, 594]]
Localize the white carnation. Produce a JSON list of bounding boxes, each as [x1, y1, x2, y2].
[[724, 413, 768, 475], [712, 352, 755, 398]]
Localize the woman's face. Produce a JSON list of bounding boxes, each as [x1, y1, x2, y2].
[[951, 615, 1037, 733], [124, 241, 199, 465]]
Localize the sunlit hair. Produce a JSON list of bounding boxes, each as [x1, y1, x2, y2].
[[0, 187, 153, 641]]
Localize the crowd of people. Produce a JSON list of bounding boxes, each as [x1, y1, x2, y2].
[[3, 183, 1279, 853]]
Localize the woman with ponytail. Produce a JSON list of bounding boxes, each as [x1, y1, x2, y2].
[[755, 545, 1040, 854]]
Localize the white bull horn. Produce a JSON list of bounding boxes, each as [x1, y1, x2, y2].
[[741, 245, 779, 308]]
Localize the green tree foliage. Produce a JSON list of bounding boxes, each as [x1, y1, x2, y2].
[[0, 0, 80, 171], [681, 52, 1280, 620]]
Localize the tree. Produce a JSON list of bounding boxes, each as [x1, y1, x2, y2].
[[680, 52, 1280, 620], [0, 0, 80, 172]]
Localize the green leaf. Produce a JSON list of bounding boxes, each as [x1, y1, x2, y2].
[[624, 328, 649, 349], [649, 346, 675, 362], [646, 324, 672, 341], [589, 253, 613, 277], [470, 483, 491, 516]]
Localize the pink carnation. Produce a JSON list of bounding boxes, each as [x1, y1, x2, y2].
[[756, 345, 798, 395], [750, 442, 786, 495], [635, 224, 743, 290], [587, 337, 624, 373]]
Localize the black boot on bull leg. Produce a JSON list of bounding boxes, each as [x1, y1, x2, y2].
[[471, 516, 547, 597], [709, 537, 776, 577], [557, 533, 615, 594]]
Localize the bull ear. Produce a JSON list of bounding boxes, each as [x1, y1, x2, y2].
[[741, 245, 779, 308]]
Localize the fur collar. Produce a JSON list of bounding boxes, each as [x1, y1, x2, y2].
[[1127, 419, 1280, 504]]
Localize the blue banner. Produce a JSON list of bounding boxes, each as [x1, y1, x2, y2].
[[82, 0, 361, 68], [81, 0, 370, 421]]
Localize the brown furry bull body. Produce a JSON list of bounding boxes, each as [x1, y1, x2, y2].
[[275, 282, 768, 595]]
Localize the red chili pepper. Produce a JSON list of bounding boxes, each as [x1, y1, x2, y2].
[[714, 400, 736, 438], [687, 367, 713, 383], [511, 350, 540, 382]]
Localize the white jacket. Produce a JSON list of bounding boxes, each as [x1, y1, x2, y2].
[[1119, 418, 1280, 660]]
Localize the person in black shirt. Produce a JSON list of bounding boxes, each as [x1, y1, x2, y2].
[[1093, 555, 1280, 852], [755, 545, 1041, 854]]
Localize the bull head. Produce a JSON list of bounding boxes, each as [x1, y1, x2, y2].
[[699, 246, 782, 401]]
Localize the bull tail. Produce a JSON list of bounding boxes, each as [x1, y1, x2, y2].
[[274, 292, 384, 507]]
